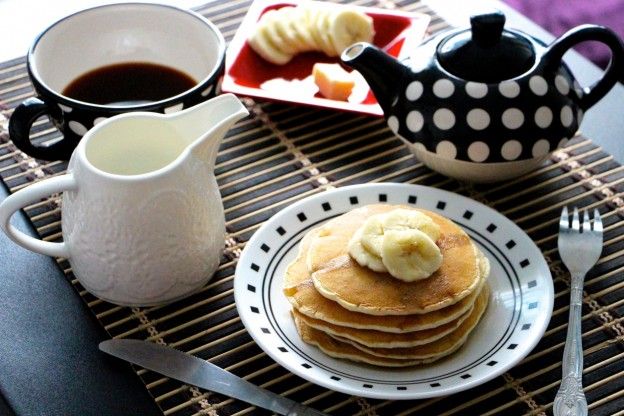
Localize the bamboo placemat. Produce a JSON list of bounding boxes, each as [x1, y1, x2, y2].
[[1, 0, 624, 415]]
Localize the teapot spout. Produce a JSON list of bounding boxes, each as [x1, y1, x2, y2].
[[169, 93, 249, 167], [341, 42, 409, 114]]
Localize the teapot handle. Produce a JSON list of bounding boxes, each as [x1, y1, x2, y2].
[[0, 174, 76, 258], [544, 25, 624, 110]]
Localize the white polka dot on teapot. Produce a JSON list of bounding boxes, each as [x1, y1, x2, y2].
[[387, 115, 400, 134], [405, 81, 424, 101], [433, 108, 455, 130], [466, 108, 490, 130], [436, 140, 457, 159], [499, 81, 520, 98], [529, 76, 548, 95], [560, 106, 574, 127], [555, 75, 570, 95], [433, 79, 455, 98], [502, 108, 524, 129], [406, 111, 424, 132], [467, 141, 490, 162], [501, 140, 523, 161], [534, 107, 553, 128], [532, 139, 550, 157], [465, 82, 488, 99]]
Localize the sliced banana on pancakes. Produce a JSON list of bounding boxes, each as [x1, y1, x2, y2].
[[248, 4, 375, 65], [349, 208, 443, 281], [347, 225, 387, 272], [381, 228, 443, 281]]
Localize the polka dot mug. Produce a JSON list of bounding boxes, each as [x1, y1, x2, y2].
[[342, 11, 624, 182], [9, 3, 225, 161]]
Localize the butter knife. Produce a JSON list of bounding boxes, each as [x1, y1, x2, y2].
[[99, 339, 327, 416]]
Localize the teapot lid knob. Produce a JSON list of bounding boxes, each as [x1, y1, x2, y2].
[[436, 10, 536, 83], [471, 11, 505, 46]]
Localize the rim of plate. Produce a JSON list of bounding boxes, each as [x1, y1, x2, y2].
[[234, 183, 554, 399]]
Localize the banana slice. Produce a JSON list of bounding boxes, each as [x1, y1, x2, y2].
[[382, 209, 440, 241], [275, 7, 309, 52], [359, 215, 385, 257], [248, 18, 293, 65], [263, 10, 299, 56], [350, 209, 443, 280], [359, 209, 440, 258], [303, 5, 325, 53], [348, 226, 387, 272], [329, 9, 375, 55], [381, 229, 443, 282], [316, 9, 339, 57], [290, 7, 316, 51]]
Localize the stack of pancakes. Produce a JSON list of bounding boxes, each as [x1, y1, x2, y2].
[[284, 204, 490, 367]]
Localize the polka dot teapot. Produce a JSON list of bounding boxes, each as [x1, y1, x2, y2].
[[341, 11, 624, 182]]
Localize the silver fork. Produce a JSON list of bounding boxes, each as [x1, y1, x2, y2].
[[554, 207, 603, 416]]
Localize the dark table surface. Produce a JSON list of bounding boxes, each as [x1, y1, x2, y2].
[[0, 183, 162, 416]]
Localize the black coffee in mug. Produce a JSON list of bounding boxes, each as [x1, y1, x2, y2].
[[9, 3, 226, 161], [62, 62, 197, 106]]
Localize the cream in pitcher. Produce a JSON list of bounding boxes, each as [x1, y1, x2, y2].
[[0, 94, 248, 306]]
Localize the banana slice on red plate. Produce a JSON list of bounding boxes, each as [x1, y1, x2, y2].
[[248, 3, 375, 64], [265, 8, 300, 55], [316, 8, 340, 57], [329, 9, 375, 56], [274, 7, 309, 52], [248, 13, 293, 65]]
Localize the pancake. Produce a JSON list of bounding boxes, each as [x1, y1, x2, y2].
[[332, 332, 464, 364], [293, 305, 473, 348], [306, 205, 395, 273], [284, 227, 320, 292], [285, 228, 489, 332], [339, 285, 489, 360], [310, 205, 483, 315], [293, 313, 437, 367]]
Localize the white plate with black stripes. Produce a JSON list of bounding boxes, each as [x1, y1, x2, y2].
[[234, 183, 553, 399]]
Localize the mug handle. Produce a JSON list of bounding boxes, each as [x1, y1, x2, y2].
[[0, 174, 76, 258], [544, 25, 624, 110], [9, 97, 75, 160]]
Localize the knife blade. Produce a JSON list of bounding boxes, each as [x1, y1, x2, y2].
[[99, 339, 327, 416]]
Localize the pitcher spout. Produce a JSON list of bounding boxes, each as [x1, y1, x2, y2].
[[169, 93, 249, 168], [341, 42, 409, 114]]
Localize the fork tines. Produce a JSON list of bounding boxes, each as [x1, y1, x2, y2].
[[560, 206, 602, 232]]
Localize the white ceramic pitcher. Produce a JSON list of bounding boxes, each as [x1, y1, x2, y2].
[[0, 93, 248, 306]]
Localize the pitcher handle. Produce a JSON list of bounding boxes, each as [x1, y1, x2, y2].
[[0, 174, 76, 258], [544, 25, 624, 110]]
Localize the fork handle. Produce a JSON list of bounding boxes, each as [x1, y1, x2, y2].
[[554, 272, 588, 416]]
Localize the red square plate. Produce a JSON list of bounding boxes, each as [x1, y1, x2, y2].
[[222, 0, 430, 116]]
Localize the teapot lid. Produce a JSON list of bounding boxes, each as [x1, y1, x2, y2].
[[437, 11, 536, 83]]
